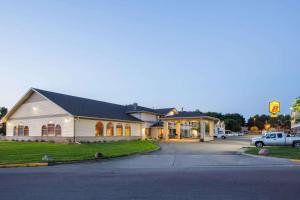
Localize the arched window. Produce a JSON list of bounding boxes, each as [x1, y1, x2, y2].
[[47, 123, 55, 136], [24, 126, 29, 136], [55, 125, 61, 136], [106, 122, 114, 136], [116, 123, 123, 136], [95, 122, 104, 136], [42, 125, 47, 136], [13, 126, 17, 136], [17, 125, 24, 136], [125, 124, 131, 136]]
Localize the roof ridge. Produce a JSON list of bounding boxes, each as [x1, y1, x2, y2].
[[33, 88, 127, 108]]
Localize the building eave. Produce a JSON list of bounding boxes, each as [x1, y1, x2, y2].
[[161, 116, 220, 122], [75, 116, 143, 123]]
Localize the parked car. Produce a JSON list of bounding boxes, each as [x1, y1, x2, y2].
[[225, 130, 234, 136], [232, 132, 239, 136], [238, 132, 244, 136], [251, 132, 300, 148]]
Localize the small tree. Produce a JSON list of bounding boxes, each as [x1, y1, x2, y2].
[[0, 107, 8, 135], [225, 119, 241, 132]]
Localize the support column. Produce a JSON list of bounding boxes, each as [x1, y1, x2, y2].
[[123, 125, 126, 137], [113, 123, 117, 137], [163, 121, 169, 141], [209, 121, 214, 137], [176, 121, 181, 139], [103, 122, 107, 136], [200, 121, 206, 142]]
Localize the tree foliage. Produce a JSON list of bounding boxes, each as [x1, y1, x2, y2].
[[224, 119, 241, 132], [203, 111, 245, 132], [0, 107, 8, 135], [247, 114, 291, 131], [292, 97, 300, 112]]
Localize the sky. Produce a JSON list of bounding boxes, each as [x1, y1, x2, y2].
[[0, 0, 299, 119]]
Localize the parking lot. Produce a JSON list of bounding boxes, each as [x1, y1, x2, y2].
[[1, 135, 300, 200]]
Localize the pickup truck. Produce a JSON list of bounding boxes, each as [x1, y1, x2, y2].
[[251, 132, 300, 148]]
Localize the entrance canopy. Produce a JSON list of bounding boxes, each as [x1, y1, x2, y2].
[[160, 112, 220, 142]]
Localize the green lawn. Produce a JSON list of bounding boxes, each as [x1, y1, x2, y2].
[[246, 146, 300, 160], [0, 140, 159, 164]]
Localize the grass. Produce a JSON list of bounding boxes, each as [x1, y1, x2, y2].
[[245, 146, 300, 160], [0, 140, 159, 164]]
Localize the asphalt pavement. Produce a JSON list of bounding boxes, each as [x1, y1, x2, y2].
[[1, 136, 300, 200]]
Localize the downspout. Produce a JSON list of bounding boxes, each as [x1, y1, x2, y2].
[[73, 116, 78, 143]]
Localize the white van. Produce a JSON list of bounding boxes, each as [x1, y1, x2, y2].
[[214, 128, 226, 139]]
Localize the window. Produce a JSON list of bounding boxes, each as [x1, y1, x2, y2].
[[106, 122, 114, 136], [47, 123, 55, 136], [269, 134, 276, 139], [277, 133, 283, 138], [17, 125, 24, 136], [95, 122, 104, 136], [125, 124, 131, 136], [42, 123, 62, 136], [55, 125, 61, 136], [42, 125, 47, 136], [24, 126, 29, 136], [13, 126, 17, 136], [116, 123, 123, 136]]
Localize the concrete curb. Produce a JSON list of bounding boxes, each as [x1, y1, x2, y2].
[[240, 148, 300, 164], [289, 159, 300, 163], [0, 163, 48, 168], [0, 145, 161, 168], [52, 145, 161, 166]]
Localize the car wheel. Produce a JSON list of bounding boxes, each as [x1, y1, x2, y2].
[[221, 136, 226, 139], [293, 142, 300, 148], [255, 142, 264, 148]]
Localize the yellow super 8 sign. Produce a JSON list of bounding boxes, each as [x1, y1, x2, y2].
[[269, 101, 280, 116]]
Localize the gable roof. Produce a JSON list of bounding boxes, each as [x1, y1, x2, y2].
[[151, 120, 163, 128], [154, 108, 176, 115], [163, 111, 204, 118], [161, 111, 220, 121], [125, 104, 158, 115], [31, 88, 142, 122]]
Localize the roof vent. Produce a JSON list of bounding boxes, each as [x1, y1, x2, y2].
[[133, 103, 138, 110]]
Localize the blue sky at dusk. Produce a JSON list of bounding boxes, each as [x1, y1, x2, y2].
[[0, 0, 299, 119]]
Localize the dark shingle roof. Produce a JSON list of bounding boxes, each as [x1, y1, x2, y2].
[[154, 108, 175, 115], [162, 111, 204, 119], [33, 88, 142, 122], [151, 121, 164, 128], [126, 105, 158, 114]]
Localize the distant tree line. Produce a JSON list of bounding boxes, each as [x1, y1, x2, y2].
[[0, 107, 8, 135], [195, 110, 246, 132], [247, 114, 290, 131]]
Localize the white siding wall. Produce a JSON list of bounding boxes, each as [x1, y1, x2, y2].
[[140, 113, 157, 122], [6, 92, 74, 137], [11, 93, 68, 118], [7, 117, 74, 137], [129, 112, 159, 139], [75, 118, 142, 137]]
